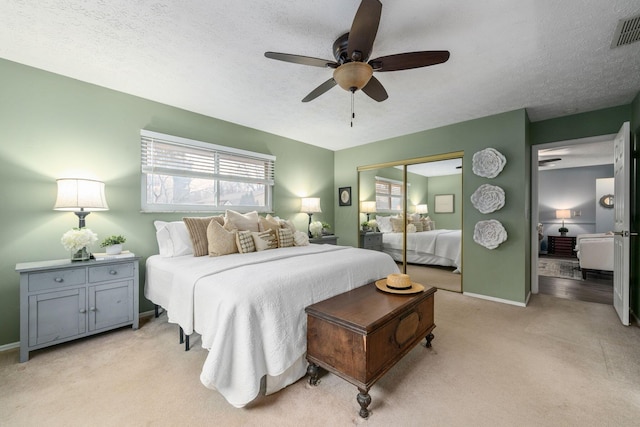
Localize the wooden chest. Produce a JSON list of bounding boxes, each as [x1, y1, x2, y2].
[[306, 282, 436, 418]]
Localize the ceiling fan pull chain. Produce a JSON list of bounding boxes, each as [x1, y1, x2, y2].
[[351, 88, 355, 127]]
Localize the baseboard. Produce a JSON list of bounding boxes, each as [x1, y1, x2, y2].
[[0, 311, 160, 354], [463, 291, 527, 307], [0, 341, 19, 352]]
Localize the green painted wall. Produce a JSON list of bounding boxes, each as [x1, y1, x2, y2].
[[426, 174, 462, 230], [0, 59, 334, 346], [530, 105, 632, 144], [336, 109, 530, 303]]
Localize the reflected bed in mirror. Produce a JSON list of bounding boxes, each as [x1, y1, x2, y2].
[[357, 153, 463, 292]]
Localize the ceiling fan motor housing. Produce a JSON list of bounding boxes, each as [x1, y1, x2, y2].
[[333, 62, 373, 91]]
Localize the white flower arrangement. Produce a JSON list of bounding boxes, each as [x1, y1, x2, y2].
[[309, 221, 323, 238], [61, 228, 98, 252]]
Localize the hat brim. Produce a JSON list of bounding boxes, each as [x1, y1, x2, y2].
[[375, 279, 425, 294]]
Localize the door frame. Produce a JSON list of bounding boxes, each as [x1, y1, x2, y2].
[[530, 133, 616, 295]]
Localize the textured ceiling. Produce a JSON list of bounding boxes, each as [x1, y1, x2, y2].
[[1, 0, 639, 151]]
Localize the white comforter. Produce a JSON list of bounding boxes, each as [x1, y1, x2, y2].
[[152, 245, 399, 407], [383, 229, 461, 267]]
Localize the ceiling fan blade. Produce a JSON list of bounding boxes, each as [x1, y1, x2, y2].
[[264, 52, 338, 68], [361, 76, 388, 102], [369, 51, 450, 72], [539, 158, 562, 165], [347, 0, 382, 62], [302, 78, 337, 102]]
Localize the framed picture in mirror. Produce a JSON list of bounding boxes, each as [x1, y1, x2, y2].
[[434, 194, 454, 213]]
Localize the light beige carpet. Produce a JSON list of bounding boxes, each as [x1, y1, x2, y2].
[[406, 263, 461, 293], [2, 292, 640, 426]]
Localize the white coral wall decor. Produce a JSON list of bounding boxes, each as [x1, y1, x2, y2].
[[471, 184, 505, 214], [472, 148, 506, 178], [473, 219, 508, 249]]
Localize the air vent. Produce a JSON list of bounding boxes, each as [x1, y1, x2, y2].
[[611, 14, 640, 48]]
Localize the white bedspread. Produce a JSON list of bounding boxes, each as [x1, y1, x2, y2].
[[148, 245, 399, 407], [382, 229, 462, 269]]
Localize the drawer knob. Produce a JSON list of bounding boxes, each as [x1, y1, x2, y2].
[[109, 270, 117, 275], [79, 308, 87, 314], [54, 277, 64, 283], [89, 306, 97, 312]]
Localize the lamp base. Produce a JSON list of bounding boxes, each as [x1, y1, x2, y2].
[[75, 210, 90, 229]]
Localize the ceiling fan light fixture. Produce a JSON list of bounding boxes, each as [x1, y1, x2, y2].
[[333, 62, 373, 92]]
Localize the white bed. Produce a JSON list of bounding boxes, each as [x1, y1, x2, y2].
[[145, 244, 399, 408], [381, 229, 462, 272]]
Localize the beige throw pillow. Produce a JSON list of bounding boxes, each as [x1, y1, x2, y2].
[[252, 230, 278, 251], [277, 228, 294, 248], [259, 216, 280, 233], [235, 230, 256, 254], [207, 220, 239, 257], [390, 217, 404, 233], [183, 216, 224, 257], [225, 210, 260, 232]]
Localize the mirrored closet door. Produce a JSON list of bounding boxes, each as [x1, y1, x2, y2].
[[357, 152, 463, 292]]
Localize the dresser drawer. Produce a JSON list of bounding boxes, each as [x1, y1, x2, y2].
[[89, 262, 134, 283], [28, 268, 86, 292], [362, 234, 382, 246]]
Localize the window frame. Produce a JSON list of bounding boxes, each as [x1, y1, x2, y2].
[[375, 176, 405, 213], [140, 130, 275, 213]]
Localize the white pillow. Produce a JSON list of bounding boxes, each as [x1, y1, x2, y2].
[[376, 216, 393, 233], [154, 220, 193, 257]]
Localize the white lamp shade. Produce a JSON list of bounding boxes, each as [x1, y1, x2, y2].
[[555, 209, 571, 219], [300, 197, 321, 213], [360, 201, 377, 213], [54, 178, 109, 211], [415, 204, 429, 214]]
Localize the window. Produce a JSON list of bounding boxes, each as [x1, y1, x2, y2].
[[375, 177, 404, 212], [141, 130, 275, 212]]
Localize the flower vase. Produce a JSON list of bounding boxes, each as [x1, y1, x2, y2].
[[72, 247, 91, 262], [105, 244, 122, 255]]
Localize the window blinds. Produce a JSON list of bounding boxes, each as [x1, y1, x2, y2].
[[140, 130, 275, 185]]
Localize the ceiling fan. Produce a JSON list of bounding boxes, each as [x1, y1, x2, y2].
[[538, 158, 562, 166], [264, 0, 450, 103]]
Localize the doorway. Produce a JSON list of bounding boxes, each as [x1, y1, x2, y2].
[[531, 134, 616, 305]]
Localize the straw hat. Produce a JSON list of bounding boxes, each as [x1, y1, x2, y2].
[[375, 273, 425, 294]]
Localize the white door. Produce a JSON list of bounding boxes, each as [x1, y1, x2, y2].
[[613, 122, 630, 325]]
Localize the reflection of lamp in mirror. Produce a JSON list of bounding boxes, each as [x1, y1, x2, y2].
[[54, 178, 109, 228], [555, 209, 571, 236], [301, 197, 321, 237], [415, 204, 429, 217], [360, 201, 376, 221]]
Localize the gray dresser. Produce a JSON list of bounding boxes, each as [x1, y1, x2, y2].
[[359, 232, 383, 251], [16, 256, 139, 362]]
